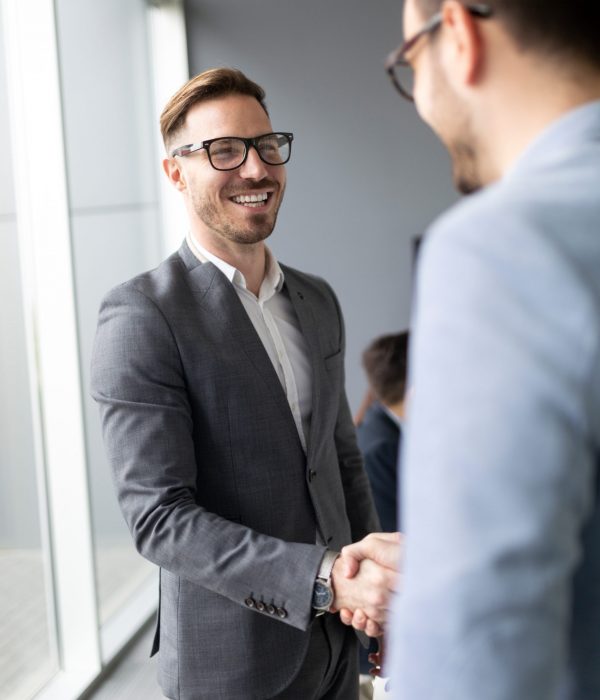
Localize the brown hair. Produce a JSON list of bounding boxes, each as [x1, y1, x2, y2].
[[160, 67, 269, 150], [362, 331, 410, 406]]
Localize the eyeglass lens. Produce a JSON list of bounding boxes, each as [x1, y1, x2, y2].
[[208, 133, 291, 170], [391, 62, 415, 100]]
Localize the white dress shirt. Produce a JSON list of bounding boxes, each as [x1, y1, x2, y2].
[[187, 233, 312, 453]]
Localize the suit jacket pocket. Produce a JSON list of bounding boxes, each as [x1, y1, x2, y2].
[[323, 350, 343, 370]]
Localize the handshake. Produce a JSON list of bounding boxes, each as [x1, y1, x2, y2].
[[329, 532, 402, 639]]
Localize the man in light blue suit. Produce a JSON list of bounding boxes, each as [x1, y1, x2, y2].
[[342, 0, 600, 697]]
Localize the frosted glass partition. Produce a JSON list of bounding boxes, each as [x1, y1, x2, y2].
[[0, 234, 59, 700], [1, 0, 186, 695], [0, 11, 58, 697], [0, 66, 58, 697], [54, 0, 162, 629]]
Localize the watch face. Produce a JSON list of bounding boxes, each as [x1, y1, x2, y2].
[[313, 581, 333, 610]]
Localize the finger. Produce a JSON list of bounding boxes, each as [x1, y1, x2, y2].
[[370, 531, 402, 543], [365, 618, 383, 638], [341, 534, 402, 572], [361, 558, 398, 594], [351, 608, 368, 631], [339, 608, 353, 626], [342, 555, 360, 578]]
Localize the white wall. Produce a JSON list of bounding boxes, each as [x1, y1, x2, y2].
[[184, 0, 458, 409]]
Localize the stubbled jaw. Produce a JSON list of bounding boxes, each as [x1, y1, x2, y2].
[[230, 191, 271, 208]]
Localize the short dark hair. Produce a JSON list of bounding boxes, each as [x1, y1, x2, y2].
[[416, 0, 600, 70], [160, 68, 268, 150], [362, 331, 410, 406]]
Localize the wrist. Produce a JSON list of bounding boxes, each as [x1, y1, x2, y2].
[[311, 550, 339, 614]]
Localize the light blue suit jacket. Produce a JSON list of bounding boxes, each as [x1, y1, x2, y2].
[[390, 101, 600, 699]]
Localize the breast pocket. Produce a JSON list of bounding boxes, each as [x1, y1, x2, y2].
[[323, 349, 343, 371]]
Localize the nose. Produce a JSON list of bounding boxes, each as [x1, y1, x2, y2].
[[239, 146, 269, 180]]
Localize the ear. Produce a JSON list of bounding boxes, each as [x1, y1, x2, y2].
[[162, 156, 187, 192], [441, 1, 485, 88]]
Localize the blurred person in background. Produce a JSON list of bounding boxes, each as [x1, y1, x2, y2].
[[356, 331, 409, 699]]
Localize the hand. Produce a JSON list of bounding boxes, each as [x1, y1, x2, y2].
[[353, 388, 375, 426], [341, 531, 403, 578], [337, 532, 402, 635], [340, 605, 384, 637], [330, 553, 396, 630], [368, 635, 386, 677]]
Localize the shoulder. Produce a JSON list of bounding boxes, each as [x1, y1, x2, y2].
[[105, 250, 186, 299], [424, 151, 600, 292], [280, 263, 344, 326], [280, 263, 338, 302], [100, 247, 207, 313], [421, 176, 599, 333], [416, 171, 600, 443], [357, 405, 400, 451]]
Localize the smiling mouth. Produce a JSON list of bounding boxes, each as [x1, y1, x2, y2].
[[230, 192, 271, 208]]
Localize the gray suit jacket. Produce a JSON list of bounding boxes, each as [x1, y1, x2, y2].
[[91, 241, 379, 699], [390, 101, 600, 699]]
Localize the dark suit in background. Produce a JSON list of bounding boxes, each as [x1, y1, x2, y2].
[[357, 402, 401, 533], [356, 401, 401, 678], [355, 330, 408, 683]]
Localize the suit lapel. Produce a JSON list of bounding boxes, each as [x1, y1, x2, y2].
[[179, 243, 301, 445], [282, 269, 326, 463]]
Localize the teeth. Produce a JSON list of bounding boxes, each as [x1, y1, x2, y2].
[[232, 192, 268, 204]]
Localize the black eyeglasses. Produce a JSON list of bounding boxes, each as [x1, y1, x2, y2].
[[385, 3, 493, 101], [171, 132, 294, 171]]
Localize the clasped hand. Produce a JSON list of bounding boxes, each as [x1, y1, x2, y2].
[[330, 532, 402, 638]]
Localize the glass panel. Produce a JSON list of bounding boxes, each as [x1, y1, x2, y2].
[[72, 211, 160, 626], [0, 14, 58, 698], [0, 228, 58, 700], [54, 0, 162, 627]]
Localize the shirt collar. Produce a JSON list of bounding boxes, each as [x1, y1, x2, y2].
[[507, 99, 600, 180], [381, 403, 404, 429], [186, 232, 285, 298]]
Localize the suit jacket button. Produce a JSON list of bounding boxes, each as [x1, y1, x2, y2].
[[256, 601, 266, 612], [277, 607, 287, 619], [266, 604, 276, 615], [245, 597, 255, 608], [308, 470, 317, 482]]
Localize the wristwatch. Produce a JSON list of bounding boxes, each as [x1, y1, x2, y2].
[[312, 550, 340, 615]]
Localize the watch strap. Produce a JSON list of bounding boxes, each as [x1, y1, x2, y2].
[[316, 549, 340, 584]]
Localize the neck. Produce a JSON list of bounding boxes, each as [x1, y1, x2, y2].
[[476, 53, 600, 183], [190, 229, 267, 296], [384, 399, 406, 420]]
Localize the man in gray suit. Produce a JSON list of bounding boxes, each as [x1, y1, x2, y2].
[[343, 0, 600, 697], [91, 68, 395, 699]]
